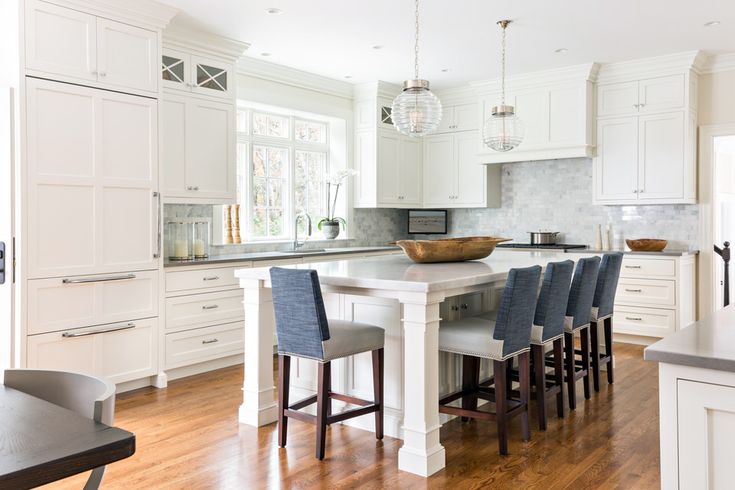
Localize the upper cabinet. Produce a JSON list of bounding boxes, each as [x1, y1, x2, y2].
[[25, 0, 159, 95], [434, 103, 479, 134], [161, 48, 233, 99], [475, 63, 599, 164], [593, 53, 701, 205]]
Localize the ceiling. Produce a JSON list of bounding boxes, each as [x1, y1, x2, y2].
[[158, 0, 735, 88]]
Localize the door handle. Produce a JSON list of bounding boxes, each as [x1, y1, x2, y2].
[[0, 242, 5, 285]]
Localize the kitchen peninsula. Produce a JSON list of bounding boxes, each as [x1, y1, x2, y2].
[[235, 250, 595, 477]]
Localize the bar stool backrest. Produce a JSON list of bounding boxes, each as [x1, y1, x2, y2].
[[494, 265, 543, 357], [592, 253, 624, 320], [566, 256, 601, 330], [534, 259, 575, 341], [270, 267, 330, 360]]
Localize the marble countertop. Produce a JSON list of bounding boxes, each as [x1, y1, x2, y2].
[[235, 249, 585, 293], [644, 305, 735, 372], [163, 246, 400, 267], [565, 248, 698, 257]]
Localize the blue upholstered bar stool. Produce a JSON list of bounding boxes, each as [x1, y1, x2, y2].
[[269, 267, 385, 460], [438, 265, 542, 455], [590, 253, 624, 391], [563, 256, 600, 410]]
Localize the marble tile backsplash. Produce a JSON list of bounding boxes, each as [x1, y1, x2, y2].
[[432, 158, 699, 249]]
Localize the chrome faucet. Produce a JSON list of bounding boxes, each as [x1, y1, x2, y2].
[[293, 212, 312, 251]]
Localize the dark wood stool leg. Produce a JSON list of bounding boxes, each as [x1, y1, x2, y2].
[[278, 354, 290, 448], [505, 360, 514, 399], [581, 326, 591, 400], [564, 332, 576, 411], [553, 338, 564, 419], [518, 352, 531, 442], [532, 344, 547, 431], [591, 320, 601, 392], [316, 361, 331, 460], [605, 317, 614, 384], [325, 360, 332, 418], [494, 359, 508, 455], [372, 348, 384, 440], [461, 355, 480, 422]]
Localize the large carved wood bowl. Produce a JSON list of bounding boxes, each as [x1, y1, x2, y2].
[[626, 238, 668, 252], [396, 236, 512, 263]]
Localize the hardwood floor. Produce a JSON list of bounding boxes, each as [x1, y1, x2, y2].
[[40, 343, 660, 489]]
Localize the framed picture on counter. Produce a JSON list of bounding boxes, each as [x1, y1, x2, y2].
[[408, 209, 447, 234]]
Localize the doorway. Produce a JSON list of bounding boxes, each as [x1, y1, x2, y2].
[[713, 136, 735, 309]]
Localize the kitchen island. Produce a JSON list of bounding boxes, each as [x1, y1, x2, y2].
[[235, 250, 587, 476], [645, 305, 735, 489]]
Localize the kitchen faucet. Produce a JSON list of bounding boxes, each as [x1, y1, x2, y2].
[[293, 212, 312, 251]]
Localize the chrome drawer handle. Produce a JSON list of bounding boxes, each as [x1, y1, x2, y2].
[[461, 304, 469, 310], [62, 322, 135, 337], [625, 316, 643, 321], [202, 304, 219, 310], [63, 273, 136, 284], [202, 276, 220, 281], [624, 265, 642, 269], [202, 338, 219, 344], [625, 288, 643, 293]]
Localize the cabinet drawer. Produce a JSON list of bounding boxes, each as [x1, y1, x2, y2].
[[166, 266, 240, 293], [165, 322, 243, 369], [614, 306, 675, 338], [27, 318, 157, 384], [615, 278, 676, 307], [620, 257, 675, 278], [27, 270, 158, 335], [165, 289, 243, 331]]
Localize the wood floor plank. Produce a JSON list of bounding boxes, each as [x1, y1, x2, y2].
[[38, 343, 659, 489]]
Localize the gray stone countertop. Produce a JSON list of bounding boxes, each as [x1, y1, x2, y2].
[[645, 305, 735, 372], [163, 246, 401, 267]]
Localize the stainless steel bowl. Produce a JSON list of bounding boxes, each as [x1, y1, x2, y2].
[[528, 231, 560, 245]]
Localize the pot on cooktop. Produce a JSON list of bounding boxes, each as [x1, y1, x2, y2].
[[528, 231, 560, 245]]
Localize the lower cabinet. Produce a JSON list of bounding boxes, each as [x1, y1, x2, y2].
[[165, 322, 244, 369], [27, 318, 157, 384]]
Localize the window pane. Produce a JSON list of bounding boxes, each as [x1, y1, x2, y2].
[[236, 141, 248, 203], [268, 148, 286, 178], [253, 146, 266, 177], [253, 178, 267, 207], [295, 120, 326, 143], [252, 208, 267, 238], [236, 111, 248, 133], [268, 209, 283, 237], [268, 179, 282, 207], [267, 115, 289, 138], [253, 113, 267, 136]]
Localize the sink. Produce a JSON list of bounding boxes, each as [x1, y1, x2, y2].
[[276, 248, 326, 255]]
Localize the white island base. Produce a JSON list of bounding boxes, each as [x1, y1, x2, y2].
[[236, 252, 586, 477]]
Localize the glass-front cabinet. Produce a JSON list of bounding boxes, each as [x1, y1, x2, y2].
[[161, 48, 232, 99]]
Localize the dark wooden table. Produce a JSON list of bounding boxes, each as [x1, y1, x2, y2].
[[0, 385, 135, 489]]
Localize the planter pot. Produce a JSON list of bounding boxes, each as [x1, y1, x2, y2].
[[321, 222, 340, 239]]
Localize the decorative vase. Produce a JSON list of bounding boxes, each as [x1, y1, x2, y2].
[[322, 222, 340, 239]]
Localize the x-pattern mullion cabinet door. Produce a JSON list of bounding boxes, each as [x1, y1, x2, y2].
[[26, 78, 158, 279], [190, 56, 232, 99]]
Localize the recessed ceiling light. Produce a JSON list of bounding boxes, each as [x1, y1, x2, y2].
[[260, 52, 272, 57], [555, 48, 568, 53], [265, 7, 283, 15], [372, 45, 384, 50], [441, 68, 450, 72], [704, 20, 721, 27], [344, 75, 353, 79]]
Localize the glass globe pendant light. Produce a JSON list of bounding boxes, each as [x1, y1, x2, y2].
[[391, 0, 442, 137], [483, 20, 524, 152]]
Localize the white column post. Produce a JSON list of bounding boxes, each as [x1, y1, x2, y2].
[[397, 291, 446, 477], [239, 278, 278, 426]]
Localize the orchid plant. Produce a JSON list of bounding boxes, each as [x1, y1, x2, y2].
[[317, 169, 358, 232]]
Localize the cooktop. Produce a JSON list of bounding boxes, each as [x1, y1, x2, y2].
[[497, 243, 587, 250]]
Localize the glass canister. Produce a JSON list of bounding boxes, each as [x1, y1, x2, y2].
[[191, 220, 210, 259], [166, 221, 190, 261]]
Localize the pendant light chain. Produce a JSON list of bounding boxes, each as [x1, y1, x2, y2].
[[414, 0, 420, 80], [500, 20, 507, 106]]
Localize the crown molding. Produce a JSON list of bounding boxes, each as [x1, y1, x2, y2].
[[237, 57, 354, 100], [597, 50, 705, 83], [701, 53, 735, 75], [469, 62, 600, 93], [48, 0, 178, 30], [164, 23, 249, 62]]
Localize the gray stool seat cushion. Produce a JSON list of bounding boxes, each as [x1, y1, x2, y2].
[[319, 320, 384, 362], [439, 317, 524, 361]]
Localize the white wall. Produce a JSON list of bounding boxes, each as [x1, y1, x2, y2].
[[699, 71, 735, 126]]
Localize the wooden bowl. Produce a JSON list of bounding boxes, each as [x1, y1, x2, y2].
[[625, 238, 668, 252], [396, 236, 512, 263]]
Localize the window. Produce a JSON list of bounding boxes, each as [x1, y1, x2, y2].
[[236, 107, 330, 240]]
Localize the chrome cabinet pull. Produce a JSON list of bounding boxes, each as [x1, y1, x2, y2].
[[625, 316, 643, 321], [154, 191, 161, 258], [202, 338, 219, 344], [186, 185, 200, 191], [461, 303, 469, 310], [62, 273, 136, 284], [625, 265, 642, 269], [62, 322, 135, 338], [202, 304, 219, 310], [202, 276, 220, 281], [625, 288, 643, 293]]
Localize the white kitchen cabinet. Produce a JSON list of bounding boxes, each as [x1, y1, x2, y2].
[[597, 75, 685, 117], [435, 103, 478, 133], [161, 93, 236, 202], [165, 322, 244, 369], [25, 78, 159, 278], [25, 0, 158, 95], [637, 112, 685, 201], [594, 117, 639, 201], [161, 48, 233, 99], [423, 131, 500, 208], [27, 318, 158, 385]]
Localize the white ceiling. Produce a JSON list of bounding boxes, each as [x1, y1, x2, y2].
[[158, 0, 735, 88]]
